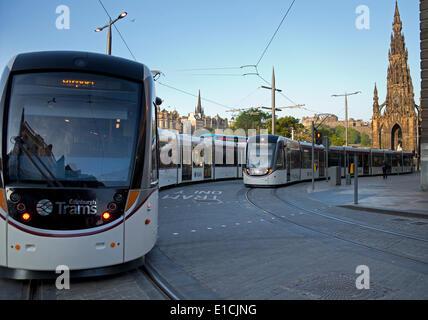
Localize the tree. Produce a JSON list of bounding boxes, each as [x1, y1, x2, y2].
[[232, 108, 270, 135], [333, 125, 360, 145], [361, 132, 371, 147], [265, 116, 305, 137]]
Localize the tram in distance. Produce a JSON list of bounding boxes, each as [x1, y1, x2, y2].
[[0, 51, 159, 278], [158, 129, 247, 187], [243, 134, 414, 187]]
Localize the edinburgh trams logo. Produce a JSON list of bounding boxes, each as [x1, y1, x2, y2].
[[36, 199, 53, 216], [56, 199, 97, 215]]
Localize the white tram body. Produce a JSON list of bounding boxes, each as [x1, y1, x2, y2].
[[0, 52, 159, 278], [158, 130, 247, 188], [244, 134, 414, 187]]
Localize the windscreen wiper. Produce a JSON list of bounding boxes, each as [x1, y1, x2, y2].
[[14, 136, 63, 188]]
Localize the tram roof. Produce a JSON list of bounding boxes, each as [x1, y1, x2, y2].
[[8, 51, 151, 82], [247, 134, 280, 143]]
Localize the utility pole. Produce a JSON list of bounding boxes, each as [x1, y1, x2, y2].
[[332, 91, 361, 146], [311, 113, 334, 190], [312, 121, 315, 191], [261, 67, 282, 135]]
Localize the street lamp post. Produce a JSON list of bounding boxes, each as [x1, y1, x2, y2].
[[95, 11, 127, 55], [331, 91, 361, 147], [332, 91, 361, 184]]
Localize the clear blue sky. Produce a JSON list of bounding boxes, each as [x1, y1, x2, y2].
[[0, 0, 421, 122]]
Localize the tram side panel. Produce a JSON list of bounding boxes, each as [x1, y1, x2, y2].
[[7, 219, 124, 271], [0, 207, 5, 267], [124, 190, 158, 262]]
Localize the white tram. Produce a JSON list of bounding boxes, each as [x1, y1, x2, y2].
[[0, 51, 159, 278], [243, 134, 414, 187]]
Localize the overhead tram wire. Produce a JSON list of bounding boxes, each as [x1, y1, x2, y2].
[[98, 0, 137, 61], [157, 81, 234, 111], [97, 1, 235, 113], [255, 0, 297, 67], [174, 66, 243, 72]]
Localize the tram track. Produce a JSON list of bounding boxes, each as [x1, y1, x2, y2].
[[245, 188, 428, 267], [24, 279, 41, 300], [14, 261, 180, 300], [272, 188, 428, 244], [139, 261, 180, 300]]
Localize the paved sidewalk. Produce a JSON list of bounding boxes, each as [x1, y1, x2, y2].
[[307, 172, 428, 217]]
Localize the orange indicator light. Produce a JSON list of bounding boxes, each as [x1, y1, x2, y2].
[[21, 213, 31, 221]]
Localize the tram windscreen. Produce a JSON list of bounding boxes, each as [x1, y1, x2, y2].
[[6, 72, 141, 187], [246, 142, 276, 169]]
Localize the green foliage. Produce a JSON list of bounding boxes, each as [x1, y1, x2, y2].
[[265, 116, 305, 137], [232, 108, 270, 135], [361, 132, 371, 147]]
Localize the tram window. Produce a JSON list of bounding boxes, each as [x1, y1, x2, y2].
[[302, 149, 312, 169], [159, 140, 177, 169], [192, 141, 204, 168], [403, 155, 411, 167], [386, 154, 392, 165], [373, 154, 384, 167], [151, 101, 158, 183], [328, 151, 340, 167], [6, 72, 141, 187], [275, 147, 285, 170], [290, 150, 300, 169], [392, 154, 402, 167]]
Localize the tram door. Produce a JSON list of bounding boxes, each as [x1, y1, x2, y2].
[[286, 147, 291, 182], [204, 136, 213, 179], [182, 138, 192, 181], [363, 153, 370, 175], [319, 150, 325, 177]]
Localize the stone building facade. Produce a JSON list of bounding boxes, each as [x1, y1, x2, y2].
[[157, 90, 229, 134], [372, 2, 420, 152], [301, 114, 372, 138], [420, 0, 428, 191]]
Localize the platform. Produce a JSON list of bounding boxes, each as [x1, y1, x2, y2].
[[307, 172, 428, 217]]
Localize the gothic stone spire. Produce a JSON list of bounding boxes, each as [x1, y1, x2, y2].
[[373, 83, 380, 115], [195, 89, 203, 115]]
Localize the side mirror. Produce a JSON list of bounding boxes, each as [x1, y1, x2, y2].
[[155, 97, 163, 106]]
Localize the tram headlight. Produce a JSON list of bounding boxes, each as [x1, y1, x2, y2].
[[21, 212, 31, 222], [102, 212, 111, 221]]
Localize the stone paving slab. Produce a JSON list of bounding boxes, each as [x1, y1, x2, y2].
[[158, 180, 428, 300], [307, 173, 428, 216]]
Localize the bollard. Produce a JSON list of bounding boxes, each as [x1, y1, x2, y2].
[[354, 153, 358, 204]]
